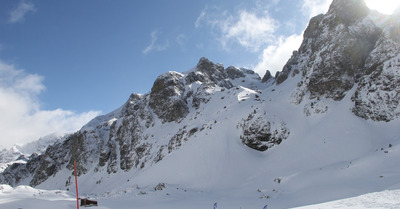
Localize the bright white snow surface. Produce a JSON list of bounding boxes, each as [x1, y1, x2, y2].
[[2, 71, 400, 208], [2, 184, 400, 209], [294, 189, 400, 209]]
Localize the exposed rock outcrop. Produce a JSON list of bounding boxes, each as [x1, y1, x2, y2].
[[149, 71, 189, 123], [1, 0, 399, 191], [239, 111, 290, 151], [274, 0, 400, 121], [0, 57, 264, 187]]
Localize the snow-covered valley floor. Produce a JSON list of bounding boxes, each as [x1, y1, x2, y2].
[[1, 184, 400, 209], [294, 189, 400, 209]]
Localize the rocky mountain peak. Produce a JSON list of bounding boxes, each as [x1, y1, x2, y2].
[[185, 57, 234, 89], [196, 57, 223, 73], [327, 0, 369, 26], [277, 0, 380, 98], [261, 70, 273, 83], [273, 0, 400, 121], [149, 71, 188, 123], [1, 0, 399, 201]]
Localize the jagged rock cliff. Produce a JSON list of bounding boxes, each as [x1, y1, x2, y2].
[[1, 57, 273, 187], [351, 8, 400, 121], [274, 0, 400, 121], [1, 0, 399, 195]]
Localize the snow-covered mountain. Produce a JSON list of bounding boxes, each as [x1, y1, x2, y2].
[[277, 0, 400, 121], [0, 134, 61, 173], [1, 0, 400, 208]]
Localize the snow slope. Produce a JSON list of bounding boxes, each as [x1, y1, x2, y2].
[[1, 0, 400, 208], [24, 73, 400, 208], [0, 184, 76, 209], [294, 189, 400, 209]]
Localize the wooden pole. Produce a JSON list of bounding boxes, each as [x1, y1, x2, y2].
[[74, 161, 79, 209]]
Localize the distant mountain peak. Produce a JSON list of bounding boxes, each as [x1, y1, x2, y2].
[[1, 2, 399, 208]]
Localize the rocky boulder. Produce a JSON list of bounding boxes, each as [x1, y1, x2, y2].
[[239, 111, 290, 151]]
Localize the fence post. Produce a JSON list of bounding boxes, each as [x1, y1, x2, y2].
[[74, 161, 79, 209]]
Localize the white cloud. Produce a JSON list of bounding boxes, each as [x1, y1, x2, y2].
[[195, 8, 207, 28], [0, 60, 101, 149], [301, 0, 331, 19], [142, 30, 169, 54], [196, 0, 332, 77], [9, 0, 36, 23], [195, 7, 278, 52], [254, 0, 331, 77], [365, 0, 400, 15], [220, 10, 278, 52], [254, 34, 303, 76]]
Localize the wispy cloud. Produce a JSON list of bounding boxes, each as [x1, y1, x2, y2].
[[8, 0, 36, 23], [142, 30, 169, 54], [195, 8, 207, 28], [196, 0, 331, 77], [0, 60, 101, 148], [196, 7, 278, 52], [301, 0, 331, 19], [254, 34, 303, 76], [221, 10, 278, 52], [253, 0, 331, 76]]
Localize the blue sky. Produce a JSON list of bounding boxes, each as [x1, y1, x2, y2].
[[0, 0, 398, 148]]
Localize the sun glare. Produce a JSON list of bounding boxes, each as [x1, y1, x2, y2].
[[365, 0, 400, 15]]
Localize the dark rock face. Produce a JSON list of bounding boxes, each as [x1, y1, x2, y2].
[[1, 163, 30, 185], [154, 182, 166, 191], [2, 0, 399, 189], [261, 70, 273, 83], [187, 57, 234, 88], [327, 0, 369, 26], [2, 129, 102, 187], [149, 71, 189, 123], [0, 153, 42, 186], [166, 126, 198, 154], [30, 136, 71, 186], [350, 11, 400, 121], [0, 57, 264, 187], [352, 40, 400, 121], [239, 112, 290, 151], [185, 57, 256, 109], [26, 153, 42, 174], [287, 0, 381, 102], [65, 132, 87, 175], [276, 51, 300, 85], [276, 0, 400, 121], [226, 66, 245, 79], [98, 139, 118, 173], [100, 93, 154, 173], [302, 14, 325, 40]]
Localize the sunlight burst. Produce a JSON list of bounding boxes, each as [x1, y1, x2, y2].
[[365, 0, 400, 14]]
